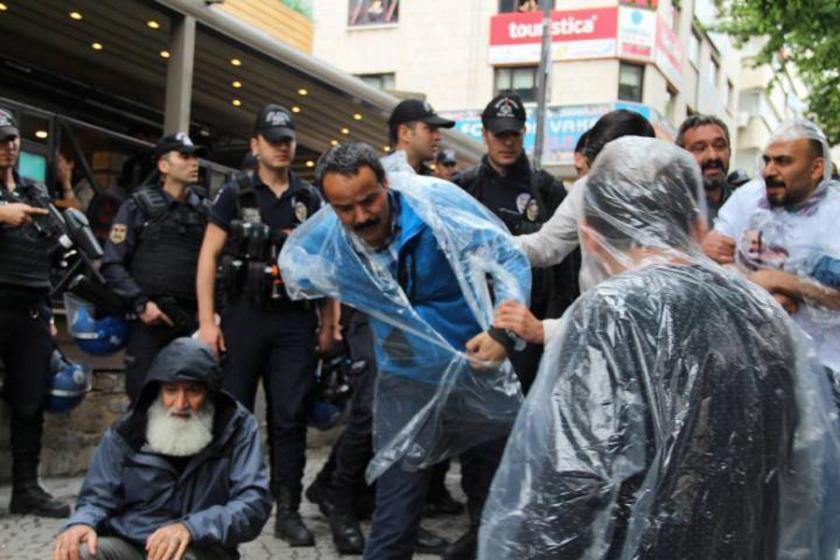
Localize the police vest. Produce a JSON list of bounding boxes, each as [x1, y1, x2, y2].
[[219, 173, 318, 305], [0, 180, 53, 291], [130, 185, 210, 303]]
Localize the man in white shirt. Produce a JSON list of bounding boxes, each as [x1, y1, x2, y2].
[[704, 118, 840, 373]]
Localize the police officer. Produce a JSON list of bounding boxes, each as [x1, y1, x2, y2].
[[449, 93, 576, 560], [433, 148, 459, 181], [101, 132, 209, 402], [0, 107, 69, 517], [382, 98, 454, 174], [196, 104, 337, 547]]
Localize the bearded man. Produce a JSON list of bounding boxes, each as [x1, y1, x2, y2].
[[51, 338, 272, 560]]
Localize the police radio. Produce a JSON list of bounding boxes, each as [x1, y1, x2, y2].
[[219, 220, 289, 306]]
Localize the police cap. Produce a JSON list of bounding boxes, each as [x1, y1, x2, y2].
[[0, 107, 19, 141], [436, 148, 457, 165], [255, 104, 296, 142], [154, 132, 206, 160], [482, 93, 527, 135], [388, 99, 455, 129]]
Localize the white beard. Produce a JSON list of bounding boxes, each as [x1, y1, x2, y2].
[[145, 397, 215, 457]]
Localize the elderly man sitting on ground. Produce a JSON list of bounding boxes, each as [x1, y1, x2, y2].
[[52, 337, 272, 560]]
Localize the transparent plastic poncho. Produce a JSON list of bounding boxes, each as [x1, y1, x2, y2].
[[724, 119, 840, 372], [480, 137, 840, 559], [279, 171, 531, 482]]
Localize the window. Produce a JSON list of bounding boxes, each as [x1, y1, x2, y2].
[[618, 62, 644, 102], [498, 0, 550, 13], [665, 85, 677, 121], [711, 58, 720, 88], [357, 72, 396, 91], [347, 0, 398, 27], [725, 80, 734, 110], [494, 66, 538, 102], [688, 29, 700, 66]]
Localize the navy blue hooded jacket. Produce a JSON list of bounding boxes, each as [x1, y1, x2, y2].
[[63, 338, 272, 555]]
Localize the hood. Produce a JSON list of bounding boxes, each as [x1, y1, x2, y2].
[[134, 337, 223, 411]]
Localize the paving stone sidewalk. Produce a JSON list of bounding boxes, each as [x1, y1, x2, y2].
[[0, 445, 467, 560]]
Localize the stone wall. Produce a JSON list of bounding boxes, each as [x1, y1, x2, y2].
[[1, 316, 339, 482]]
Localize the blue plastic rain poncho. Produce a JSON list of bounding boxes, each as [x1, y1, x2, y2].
[[479, 137, 840, 559], [279, 171, 531, 481]]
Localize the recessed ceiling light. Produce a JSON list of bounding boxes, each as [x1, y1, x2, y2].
[[330, 139, 339, 146], [35, 130, 48, 139], [297, 88, 308, 96], [291, 106, 301, 113], [0, 3, 8, 11], [230, 58, 242, 67], [91, 42, 103, 51], [353, 113, 363, 121], [232, 80, 242, 88], [232, 99, 242, 107], [69, 11, 83, 20], [383, 145, 391, 152], [305, 160, 315, 168], [147, 20, 160, 29], [341, 127, 350, 135], [160, 50, 170, 59]]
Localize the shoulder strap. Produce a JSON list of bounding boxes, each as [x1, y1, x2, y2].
[[131, 185, 169, 221], [233, 172, 258, 219]]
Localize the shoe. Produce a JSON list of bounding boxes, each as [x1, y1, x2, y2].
[[275, 510, 315, 547], [9, 482, 70, 518], [305, 478, 336, 518], [415, 526, 449, 554], [274, 486, 315, 547], [424, 490, 464, 517], [329, 510, 365, 554], [441, 527, 477, 560]]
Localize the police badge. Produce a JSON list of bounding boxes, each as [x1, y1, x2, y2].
[[293, 200, 308, 223]]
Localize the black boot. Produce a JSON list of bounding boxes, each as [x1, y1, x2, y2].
[[9, 460, 70, 518], [415, 526, 449, 554], [9, 411, 69, 518], [305, 475, 335, 518], [274, 486, 315, 547], [329, 508, 365, 554]]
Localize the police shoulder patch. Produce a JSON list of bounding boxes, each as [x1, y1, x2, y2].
[[109, 224, 127, 244]]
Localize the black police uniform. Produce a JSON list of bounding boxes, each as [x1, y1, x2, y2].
[[456, 154, 579, 388], [0, 171, 70, 517], [210, 170, 322, 512], [101, 184, 210, 401]]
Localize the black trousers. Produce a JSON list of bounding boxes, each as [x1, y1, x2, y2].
[[0, 303, 53, 479], [124, 300, 197, 403], [221, 301, 318, 501]]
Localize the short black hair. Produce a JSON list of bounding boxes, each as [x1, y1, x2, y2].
[[574, 130, 590, 154], [676, 114, 731, 149], [388, 121, 417, 147], [583, 110, 656, 165], [315, 142, 386, 187]]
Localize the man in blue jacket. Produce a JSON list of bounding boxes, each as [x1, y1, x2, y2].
[[280, 142, 531, 559], [51, 338, 272, 560]]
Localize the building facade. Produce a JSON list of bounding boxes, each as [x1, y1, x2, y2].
[[313, 0, 742, 178]]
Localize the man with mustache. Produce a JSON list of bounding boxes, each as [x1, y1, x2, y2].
[[51, 338, 272, 560], [704, 118, 840, 376], [676, 114, 733, 226], [280, 142, 530, 559]]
